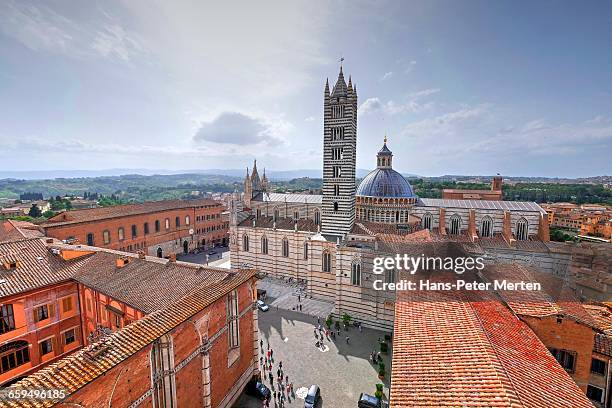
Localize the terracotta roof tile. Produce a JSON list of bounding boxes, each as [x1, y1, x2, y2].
[[594, 334, 612, 357], [390, 285, 594, 407]]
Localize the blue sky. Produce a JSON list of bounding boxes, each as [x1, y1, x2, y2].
[[0, 0, 611, 177]]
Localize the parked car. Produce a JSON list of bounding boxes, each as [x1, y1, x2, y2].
[[304, 384, 320, 408], [257, 300, 269, 312], [357, 393, 381, 408], [245, 379, 271, 400]]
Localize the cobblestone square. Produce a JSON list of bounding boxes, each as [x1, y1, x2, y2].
[[234, 305, 392, 408]]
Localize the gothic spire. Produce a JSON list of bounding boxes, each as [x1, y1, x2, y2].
[[331, 65, 347, 98]]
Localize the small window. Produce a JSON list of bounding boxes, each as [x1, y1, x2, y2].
[[118, 227, 125, 241], [586, 385, 604, 404], [155, 220, 161, 232], [0, 305, 16, 334], [293, 211, 299, 220], [333, 202, 339, 212], [102, 230, 111, 244], [480, 216, 493, 237], [549, 348, 576, 373], [422, 212, 432, 230], [144, 222, 149, 235], [386, 269, 396, 284], [175, 217, 180, 228], [314, 211, 320, 225], [591, 358, 606, 375], [86, 233, 94, 246], [450, 214, 461, 235], [165, 218, 170, 230], [35, 304, 50, 322], [261, 236, 268, 254], [39, 338, 53, 355], [304, 242, 308, 260], [243, 235, 250, 252], [185, 216, 190, 225], [351, 261, 361, 286], [227, 290, 240, 349], [282, 238, 289, 257], [131, 225, 137, 238], [63, 329, 76, 345], [516, 218, 529, 241], [323, 251, 331, 273], [62, 297, 72, 313]]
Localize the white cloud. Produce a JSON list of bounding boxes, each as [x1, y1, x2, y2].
[[193, 112, 286, 145], [381, 71, 393, 81], [358, 88, 439, 116]]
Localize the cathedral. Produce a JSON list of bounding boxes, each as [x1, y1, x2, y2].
[[233, 66, 553, 329]]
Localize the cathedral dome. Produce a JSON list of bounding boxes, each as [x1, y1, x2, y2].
[[356, 168, 416, 198], [355, 137, 416, 199]]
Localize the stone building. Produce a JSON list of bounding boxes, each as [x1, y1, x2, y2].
[[231, 65, 553, 329]]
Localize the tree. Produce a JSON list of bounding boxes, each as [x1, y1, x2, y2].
[[42, 210, 56, 218], [28, 204, 42, 218]]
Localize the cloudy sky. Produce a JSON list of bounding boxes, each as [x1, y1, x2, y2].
[[1, 0, 611, 177]]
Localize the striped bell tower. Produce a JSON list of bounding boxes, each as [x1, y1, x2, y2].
[[321, 65, 357, 237]]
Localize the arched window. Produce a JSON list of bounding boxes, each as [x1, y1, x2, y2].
[[303, 241, 308, 260], [87, 233, 94, 246], [0, 340, 30, 375], [118, 227, 125, 241], [516, 218, 529, 241], [293, 211, 299, 220], [314, 210, 321, 225], [322, 251, 331, 272], [351, 261, 361, 286], [273, 208, 279, 221], [185, 216, 190, 226], [144, 222, 149, 235], [243, 234, 249, 252], [175, 217, 180, 228], [102, 230, 110, 245], [480, 216, 493, 237], [422, 213, 432, 230], [261, 236, 268, 254], [165, 218, 170, 230], [282, 237, 289, 257], [157, 247, 163, 258], [155, 220, 161, 232], [151, 334, 176, 408], [450, 214, 461, 235]]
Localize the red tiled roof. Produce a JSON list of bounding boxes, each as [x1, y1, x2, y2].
[[0, 220, 43, 243], [73, 251, 230, 313], [480, 264, 599, 328], [0, 238, 94, 297], [43, 199, 221, 227], [594, 333, 612, 357], [390, 286, 594, 407]]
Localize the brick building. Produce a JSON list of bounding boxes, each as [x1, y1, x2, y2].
[[441, 174, 504, 200], [42, 199, 229, 258], [1, 237, 260, 407], [0, 239, 92, 385]]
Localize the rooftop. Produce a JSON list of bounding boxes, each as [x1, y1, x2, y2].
[[254, 192, 322, 205], [0, 220, 44, 243], [417, 197, 546, 213], [43, 199, 221, 227], [390, 282, 593, 408], [237, 215, 319, 233]]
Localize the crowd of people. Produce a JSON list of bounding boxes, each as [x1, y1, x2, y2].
[[259, 338, 295, 407]]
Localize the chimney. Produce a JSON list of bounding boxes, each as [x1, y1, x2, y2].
[[169, 253, 177, 262], [137, 251, 146, 259], [116, 256, 130, 268], [45, 238, 54, 244]]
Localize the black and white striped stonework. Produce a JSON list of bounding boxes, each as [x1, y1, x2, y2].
[[321, 66, 357, 237]]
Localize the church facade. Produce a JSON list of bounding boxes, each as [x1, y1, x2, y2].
[[231, 66, 552, 329]]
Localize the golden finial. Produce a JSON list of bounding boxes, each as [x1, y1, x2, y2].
[[384, 133, 387, 144]]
